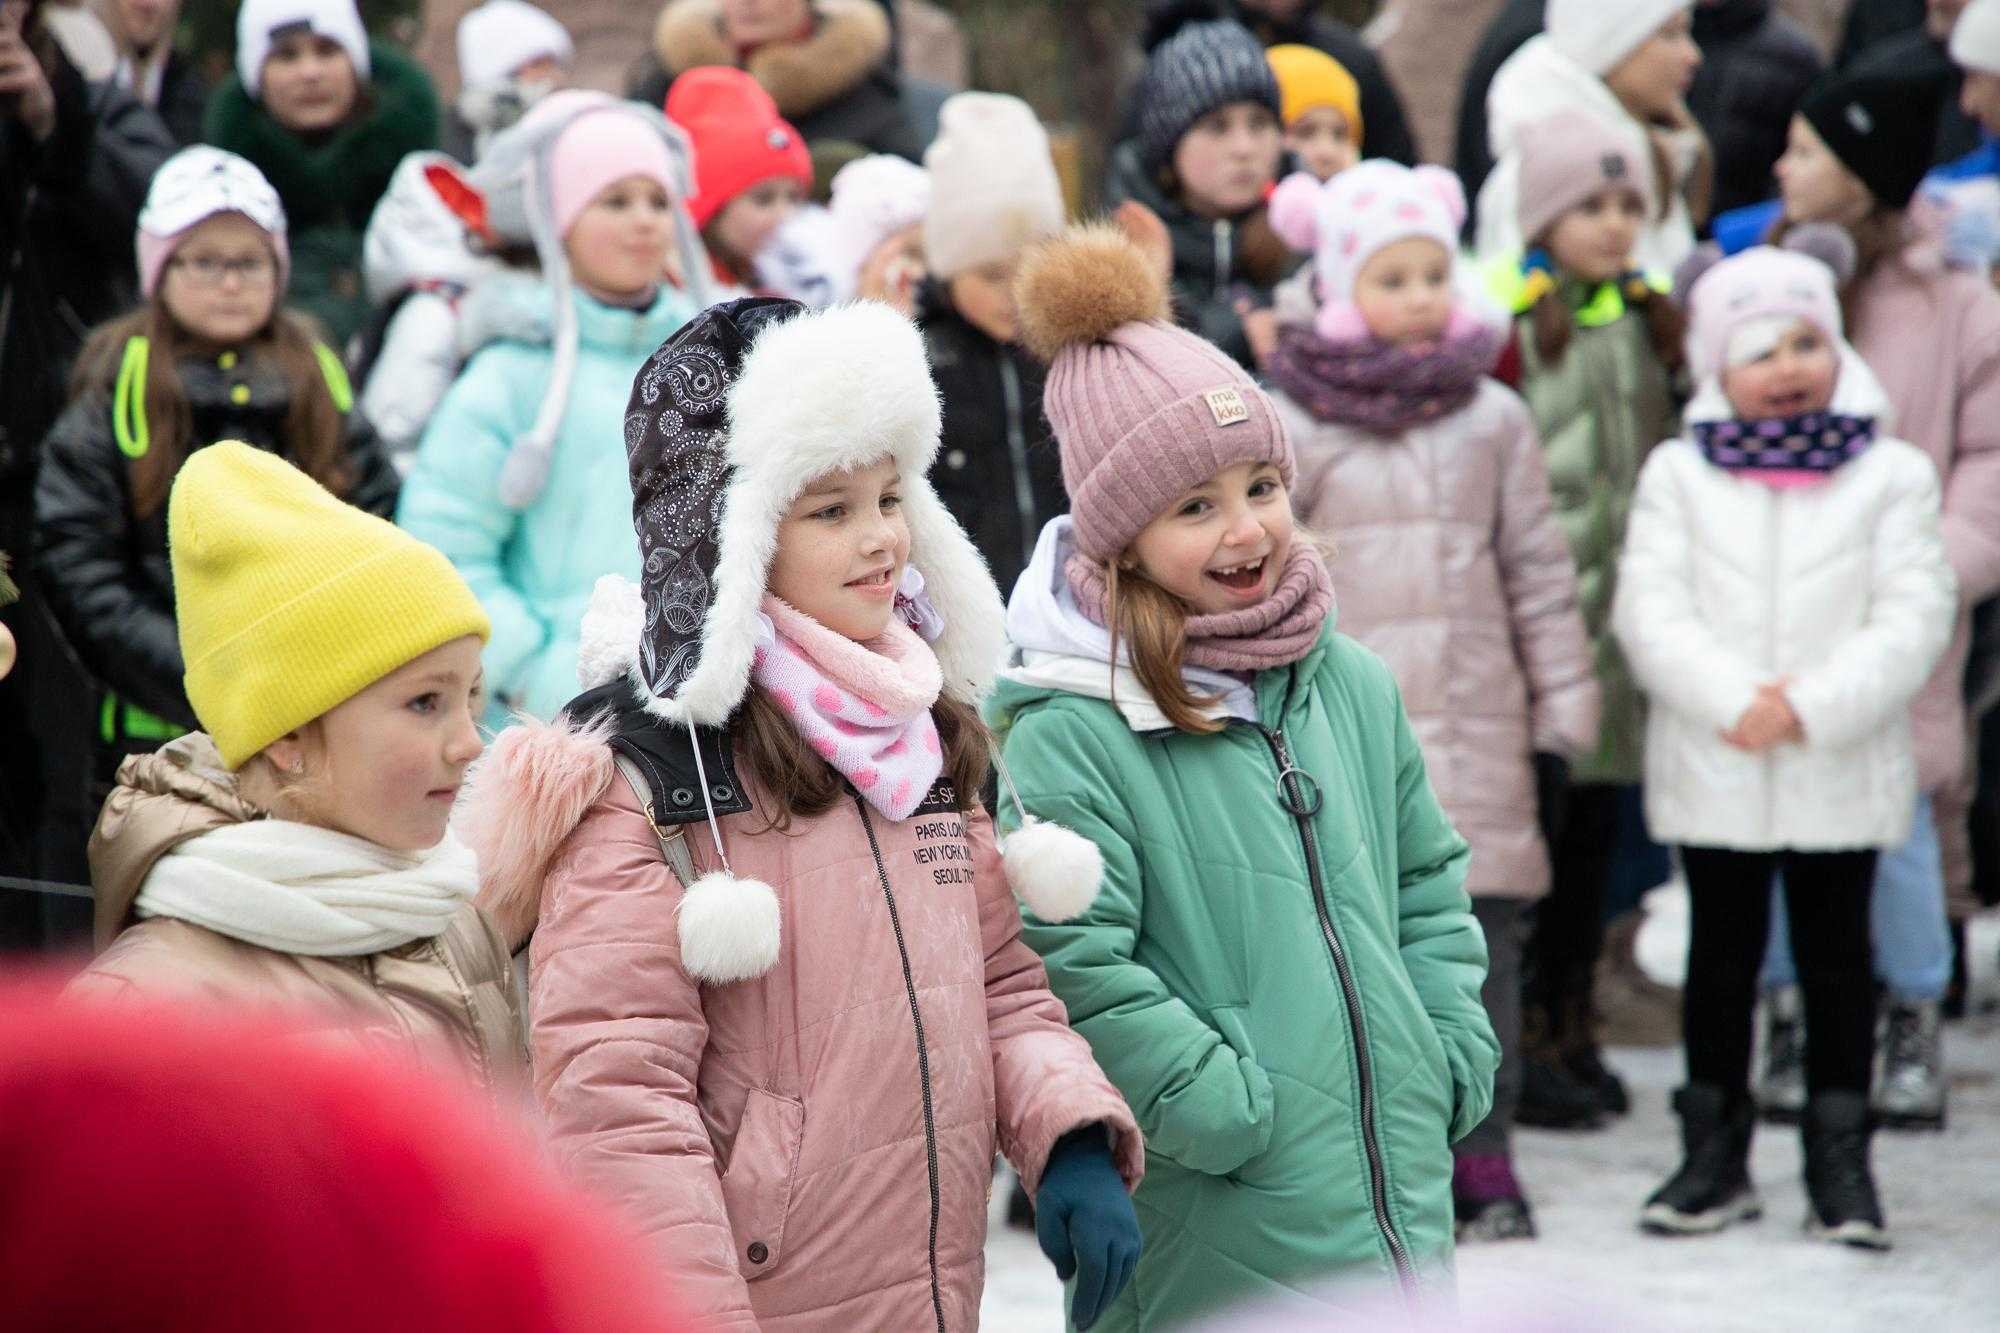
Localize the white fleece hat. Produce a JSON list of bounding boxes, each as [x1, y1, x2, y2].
[[456, 0, 573, 92], [922, 93, 1066, 279], [1546, 0, 1692, 77], [1953, 0, 2000, 75], [235, 0, 370, 97]]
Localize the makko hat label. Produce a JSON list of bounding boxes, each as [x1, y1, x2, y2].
[[1205, 387, 1250, 426]]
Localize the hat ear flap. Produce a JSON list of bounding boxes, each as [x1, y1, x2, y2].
[[1267, 171, 1326, 254], [1413, 165, 1467, 231]]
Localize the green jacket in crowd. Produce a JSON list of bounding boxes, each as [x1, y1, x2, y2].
[[1490, 261, 1678, 785], [990, 617, 1497, 1328], [205, 43, 439, 348]]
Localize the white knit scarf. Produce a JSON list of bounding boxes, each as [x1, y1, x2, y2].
[[134, 820, 478, 957]]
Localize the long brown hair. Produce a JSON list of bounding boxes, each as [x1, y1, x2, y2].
[[1104, 560, 1226, 737], [70, 300, 354, 518], [735, 687, 992, 829]]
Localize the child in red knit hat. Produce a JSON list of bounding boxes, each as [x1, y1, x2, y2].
[[1, 982, 692, 1332], [665, 66, 814, 293]]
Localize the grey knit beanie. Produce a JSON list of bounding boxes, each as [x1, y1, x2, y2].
[[1135, 20, 1282, 174]]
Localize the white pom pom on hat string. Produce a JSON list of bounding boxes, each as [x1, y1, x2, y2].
[[991, 748, 1103, 923], [676, 871, 782, 982]]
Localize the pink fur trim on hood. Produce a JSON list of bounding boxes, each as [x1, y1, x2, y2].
[[462, 712, 615, 944]]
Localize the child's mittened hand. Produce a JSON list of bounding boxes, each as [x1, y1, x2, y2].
[[1033, 1125, 1141, 1331]]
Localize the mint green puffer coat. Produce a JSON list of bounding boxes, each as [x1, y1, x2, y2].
[[990, 620, 1496, 1329]]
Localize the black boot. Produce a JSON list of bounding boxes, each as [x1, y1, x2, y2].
[[1640, 1084, 1761, 1235], [1558, 989, 1629, 1118], [1515, 1002, 1603, 1130], [1802, 1091, 1891, 1250]]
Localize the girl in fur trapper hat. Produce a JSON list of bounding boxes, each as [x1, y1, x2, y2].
[[990, 222, 1497, 1325], [458, 297, 1143, 1331]]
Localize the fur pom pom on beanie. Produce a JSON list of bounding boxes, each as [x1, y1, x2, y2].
[[1013, 222, 1294, 566]]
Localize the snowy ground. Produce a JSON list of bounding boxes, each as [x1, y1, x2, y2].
[[979, 912, 2000, 1332]]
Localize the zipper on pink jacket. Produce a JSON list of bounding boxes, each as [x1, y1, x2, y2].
[[854, 795, 948, 1332]]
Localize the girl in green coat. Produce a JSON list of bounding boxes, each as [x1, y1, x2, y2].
[[1484, 111, 1683, 1132], [991, 224, 1497, 1328]]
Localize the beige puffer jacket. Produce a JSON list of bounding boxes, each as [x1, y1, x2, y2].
[[1279, 379, 1600, 897], [68, 736, 524, 1094]]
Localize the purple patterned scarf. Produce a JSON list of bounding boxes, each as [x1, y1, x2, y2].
[[1691, 411, 1877, 489], [1266, 322, 1505, 435]]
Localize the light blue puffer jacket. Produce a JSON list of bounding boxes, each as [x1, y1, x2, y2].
[[398, 278, 700, 726]]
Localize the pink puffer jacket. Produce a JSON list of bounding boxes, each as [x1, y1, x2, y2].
[[1278, 379, 1600, 897], [1850, 252, 2000, 797], [1852, 250, 2000, 911], [462, 713, 1143, 1332]]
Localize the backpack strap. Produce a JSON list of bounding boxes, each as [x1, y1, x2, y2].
[[612, 751, 701, 888]]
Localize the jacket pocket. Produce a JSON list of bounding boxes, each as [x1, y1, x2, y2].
[[1206, 1005, 1277, 1172], [720, 1089, 805, 1281]]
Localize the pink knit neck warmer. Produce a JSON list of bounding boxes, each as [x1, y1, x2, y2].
[[753, 597, 944, 821], [1065, 540, 1335, 672]]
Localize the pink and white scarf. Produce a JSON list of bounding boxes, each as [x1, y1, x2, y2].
[[753, 572, 946, 821]]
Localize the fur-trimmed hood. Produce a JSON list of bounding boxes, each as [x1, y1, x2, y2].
[[653, 0, 892, 121]]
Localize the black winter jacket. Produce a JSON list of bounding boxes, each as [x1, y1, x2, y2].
[[1452, 0, 1543, 225], [153, 49, 210, 147], [918, 286, 1066, 600], [1101, 140, 1301, 371], [1689, 0, 1823, 218], [34, 346, 399, 726], [0, 48, 172, 504]]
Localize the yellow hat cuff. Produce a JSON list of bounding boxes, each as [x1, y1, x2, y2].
[[186, 541, 490, 769]]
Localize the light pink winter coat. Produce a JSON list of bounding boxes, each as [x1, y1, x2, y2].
[[1851, 248, 2000, 909], [1849, 250, 2000, 796], [462, 713, 1143, 1332], [1277, 379, 1600, 897]]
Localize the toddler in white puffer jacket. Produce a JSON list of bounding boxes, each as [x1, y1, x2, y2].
[[1613, 231, 1955, 1250]]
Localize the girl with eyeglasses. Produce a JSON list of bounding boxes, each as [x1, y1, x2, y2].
[[34, 145, 396, 793]]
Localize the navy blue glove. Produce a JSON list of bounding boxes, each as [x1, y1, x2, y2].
[[1033, 1125, 1141, 1331]]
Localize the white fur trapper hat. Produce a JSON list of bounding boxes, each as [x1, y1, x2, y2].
[[574, 298, 1104, 980]]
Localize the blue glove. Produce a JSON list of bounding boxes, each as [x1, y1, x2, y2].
[[1033, 1125, 1141, 1331]]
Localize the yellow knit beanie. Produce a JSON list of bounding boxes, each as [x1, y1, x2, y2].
[[1266, 44, 1363, 147], [169, 442, 491, 768]]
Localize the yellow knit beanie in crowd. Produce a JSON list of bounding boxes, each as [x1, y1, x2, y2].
[[1266, 43, 1363, 146], [169, 442, 491, 768]]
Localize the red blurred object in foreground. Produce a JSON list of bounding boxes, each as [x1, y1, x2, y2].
[[0, 977, 696, 1333]]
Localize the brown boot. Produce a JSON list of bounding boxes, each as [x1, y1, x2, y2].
[[1595, 910, 1682, 1049]]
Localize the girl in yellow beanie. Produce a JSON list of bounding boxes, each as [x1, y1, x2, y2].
[[68, 443, 522, 1094], [1267, 43, 1363, 183]]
